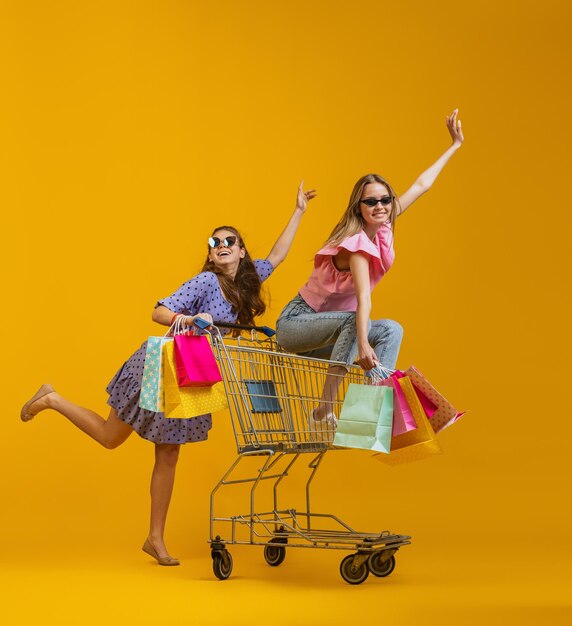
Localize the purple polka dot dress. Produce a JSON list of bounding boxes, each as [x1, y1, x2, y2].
[[106, 260, 274, 444]]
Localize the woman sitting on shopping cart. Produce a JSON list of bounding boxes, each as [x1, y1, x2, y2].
[[276, 110, 464, 431], [20, 182, 316, 567]]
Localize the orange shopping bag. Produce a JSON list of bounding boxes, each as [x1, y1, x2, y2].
[[373, 376, 442, 465]]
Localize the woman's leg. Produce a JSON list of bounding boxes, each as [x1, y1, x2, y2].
[[310, 364, 346, 419], [147, 444, 181, 559], [277, 299, 404, 421], [368, 319, 404, 370], [276, 300, 358, 362], [279, 313, 404, 421], [277, 303, 360, 421], [318, 320, 403, 407], [22, 390, 133, 448]]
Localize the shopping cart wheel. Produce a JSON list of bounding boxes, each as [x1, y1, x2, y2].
[[264, 539, 287, 567], [368, 552, 396, 578], [212, 550, 233, 580], [340, 554, 369, 585]]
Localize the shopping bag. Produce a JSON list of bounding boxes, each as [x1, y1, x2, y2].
[[173, 333, 222, 387], [373, 376, 442, 465], [376, 376, 417, 437], [390, 370, 437, 419], [333, 384, 393, 453], [404, 366, 462, 433], [163, 341, 228, 418], [139, 336, 172, 411]]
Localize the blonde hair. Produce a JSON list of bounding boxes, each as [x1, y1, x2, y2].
[[326, 174, 400, 246]]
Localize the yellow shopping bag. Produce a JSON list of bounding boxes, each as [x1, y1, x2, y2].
[[373, 376, 442, 465], [162, 341, 228, 418]]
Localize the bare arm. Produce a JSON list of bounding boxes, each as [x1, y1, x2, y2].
[[266, 181, 316, 268], [349, 252, 378, 371], [396, 109, 464, 216], [152, 305, 213, 328]]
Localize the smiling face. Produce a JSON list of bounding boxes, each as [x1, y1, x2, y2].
[[359, 182, 393, 234], [208, 228, 246, 276]]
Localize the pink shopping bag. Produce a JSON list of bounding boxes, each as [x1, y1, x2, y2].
[[391, 370, 437, 419], [173, 334, 222, 388], [377, 376, 417, 436]]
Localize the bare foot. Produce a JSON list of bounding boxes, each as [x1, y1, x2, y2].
[[308, 408, 338, 443], [312, 405, 335, 421]]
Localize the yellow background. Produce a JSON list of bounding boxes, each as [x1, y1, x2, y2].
[[1, 0, 570, 623]]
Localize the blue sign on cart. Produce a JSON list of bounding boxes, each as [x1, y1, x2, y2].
[[244, 380, 282, 413]]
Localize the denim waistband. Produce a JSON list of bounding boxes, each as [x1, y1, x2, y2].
[[278, 294, 314, 321]]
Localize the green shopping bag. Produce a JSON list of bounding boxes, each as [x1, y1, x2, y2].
[[139, 336, 172, 411], [333, 384, 393, 453]]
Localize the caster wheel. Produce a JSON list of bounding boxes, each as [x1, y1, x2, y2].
[[212, 550, 233, 580], [264, 539, 286, 567], [368, 552, 396, 578], [340, 554, 369, 585]]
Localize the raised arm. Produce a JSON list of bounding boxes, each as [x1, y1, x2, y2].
[[396, 109, 464, 216], [266, 181, 316, 268]]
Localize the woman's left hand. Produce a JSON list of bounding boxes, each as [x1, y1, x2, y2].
[[295, 180, 317, 213], [446, 108, 464, 147]]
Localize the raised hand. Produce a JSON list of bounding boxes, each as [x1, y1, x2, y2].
[[446, 109, 464, 147], [296, 180, 317, 213]]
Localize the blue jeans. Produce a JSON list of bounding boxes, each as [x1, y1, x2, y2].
[[276, 294, 403, 369]]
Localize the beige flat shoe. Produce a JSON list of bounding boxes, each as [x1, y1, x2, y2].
[[142, 539, 180, 566], [20, 384, 55, 422]]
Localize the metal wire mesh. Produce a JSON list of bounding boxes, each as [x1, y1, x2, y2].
[[211, 333, 366, 454]]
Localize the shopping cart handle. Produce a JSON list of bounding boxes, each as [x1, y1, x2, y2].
[[214, 322, 276, 338]]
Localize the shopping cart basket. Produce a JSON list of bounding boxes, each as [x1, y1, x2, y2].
[[207, 323, 411, 585]]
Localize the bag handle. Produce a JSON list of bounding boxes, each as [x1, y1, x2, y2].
[[369, 364, 396, 383], [165, 315, 197, 337]]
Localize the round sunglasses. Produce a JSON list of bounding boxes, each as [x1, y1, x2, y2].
[[208, 236, 238, 249]]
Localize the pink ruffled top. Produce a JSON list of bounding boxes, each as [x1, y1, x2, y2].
[[299, 226, 395, 312]]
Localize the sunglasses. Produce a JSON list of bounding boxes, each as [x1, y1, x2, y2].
[[360, 196, 393, 208], [208, 236, 238, 249]]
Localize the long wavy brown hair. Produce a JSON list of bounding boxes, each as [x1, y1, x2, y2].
[[202, 226, 266, 328], [326, 174, 401, 246]]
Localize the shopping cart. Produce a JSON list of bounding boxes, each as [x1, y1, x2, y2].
[[207, 323, 411, 585]]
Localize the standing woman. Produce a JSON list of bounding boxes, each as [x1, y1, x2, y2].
[[276, 110, 464, 428], [20, 183, 316, 565]]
